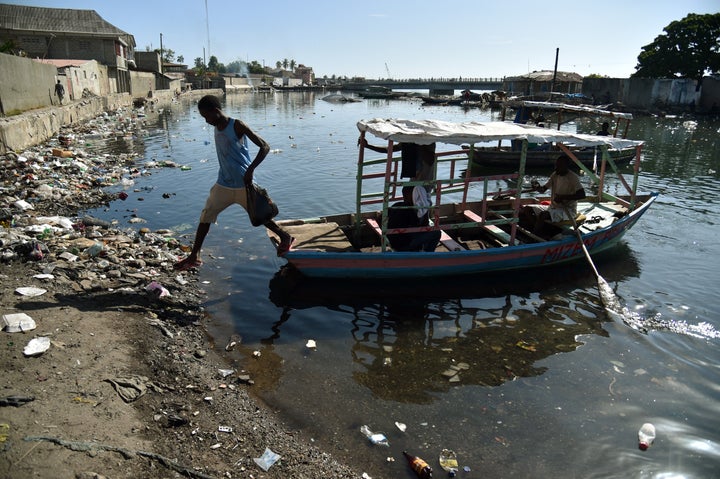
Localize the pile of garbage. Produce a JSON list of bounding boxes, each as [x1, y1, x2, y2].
[[0, 108, 197, 300]]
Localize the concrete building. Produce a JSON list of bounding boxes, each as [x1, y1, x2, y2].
[[0, 4, 135, 93], [503, 70, 583, 98], [35, 58, 109, 99]]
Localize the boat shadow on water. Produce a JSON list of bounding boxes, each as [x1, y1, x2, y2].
[[266, 245, 641, 403]]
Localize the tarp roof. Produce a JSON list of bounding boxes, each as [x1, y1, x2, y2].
[[357, 119, 644, 149]]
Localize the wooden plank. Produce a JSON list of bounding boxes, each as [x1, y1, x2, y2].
[[366, 218, 464, 252], [487, 210, 545, 243], [463, 210, 511, 246]]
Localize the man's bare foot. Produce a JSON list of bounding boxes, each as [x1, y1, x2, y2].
[[174, 257, 203, 271]]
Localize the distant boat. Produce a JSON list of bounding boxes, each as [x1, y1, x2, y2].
[[357, 85, 407, 99], [470, 100, 637, 170], [322, 93, 361, 103]]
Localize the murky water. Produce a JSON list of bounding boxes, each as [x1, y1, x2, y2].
[[87, 93, 720, 478]]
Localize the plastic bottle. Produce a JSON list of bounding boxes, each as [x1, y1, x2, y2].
[[439, 449, 458, 477], [403, 451, 433, 479], [638, 423, 656, 451], [360, 425, 389, 446]]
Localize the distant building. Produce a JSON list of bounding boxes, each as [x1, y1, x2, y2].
[[294, 64, 315, 85], [34, 58, 109, 99], [0, 4, 136, 93], [503, 70, 583, 98]]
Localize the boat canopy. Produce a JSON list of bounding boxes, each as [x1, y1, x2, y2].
[[516, 100, 633, 119], [357, 118, 644, 149]]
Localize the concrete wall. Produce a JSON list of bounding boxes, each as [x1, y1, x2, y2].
[[0, 52, 59, 114], [135, 51, 161, 73], [0, 93, 133, 154], [584, 77, 712, 112], [129, 71, 156, 98], [64, 60, 109, 99], [699, 77, 720, 112]]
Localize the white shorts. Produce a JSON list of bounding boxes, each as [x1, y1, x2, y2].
[[199, 183, 248, 223]]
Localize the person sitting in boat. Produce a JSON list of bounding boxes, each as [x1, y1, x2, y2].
[[386, 186, 440, 252], [521, 154, 586, 235], [596, 122, 611, 136], [359, 138, 436, 183]]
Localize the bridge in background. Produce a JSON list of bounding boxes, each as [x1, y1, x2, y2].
[[341, 78, 505, 95]]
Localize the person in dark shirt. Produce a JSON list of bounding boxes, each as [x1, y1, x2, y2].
[[387, 186, 440, 252], [596, 122, 611, 136]]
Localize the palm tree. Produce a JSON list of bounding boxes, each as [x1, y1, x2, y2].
[[290, 59, 296, 71], [283, 58, 289, 70], [276, 60, 282, 69]]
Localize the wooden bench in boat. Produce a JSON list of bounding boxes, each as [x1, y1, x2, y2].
[[366, 218, 464, 252], [462, 210, 513, 246]]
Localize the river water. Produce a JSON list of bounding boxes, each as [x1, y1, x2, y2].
[[87, 92, 720, 478]]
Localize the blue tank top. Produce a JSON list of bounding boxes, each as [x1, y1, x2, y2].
[[214, 118, 251, 188]]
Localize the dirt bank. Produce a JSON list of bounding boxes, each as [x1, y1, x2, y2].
[[0, 103, 362, 479]]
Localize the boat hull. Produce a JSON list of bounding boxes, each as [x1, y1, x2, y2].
[[281, 195, 656, 279]]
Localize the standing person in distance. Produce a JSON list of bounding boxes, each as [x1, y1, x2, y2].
[[54, 79, 65, 104], [174, 95, 293, 271]]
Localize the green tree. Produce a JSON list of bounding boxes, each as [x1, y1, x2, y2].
[[226, 60, 244, 74], [154, 48, 175, 63], [208, 55, 220, 72], [633, 13, 720, 85], [290, 59, 296, 71], [177, 55, 184, 63], [248, 60, 265, 74], [275, 60, 282, 69], [194, 57, 205, 69], [283, 58, 289, 70]]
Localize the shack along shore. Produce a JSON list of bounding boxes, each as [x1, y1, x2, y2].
[[0, 98, 360, 479]]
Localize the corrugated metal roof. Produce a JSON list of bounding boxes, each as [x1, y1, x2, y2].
[[0, 4, 135, 46]]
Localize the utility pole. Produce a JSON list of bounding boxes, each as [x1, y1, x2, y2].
[[159, 33, 164, 74]]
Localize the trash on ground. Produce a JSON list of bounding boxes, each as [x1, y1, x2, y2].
[[395, 421, 407, 433], [360, 425, 389, 446], [23, 336, 51, 356], [2, 312, 36, 332], [439, 448, 459, 476], [306, 339, 317, 349], [638, 422, 656, 450], [14, 286, 47, 297], [104, 375, 157, 402], [0, 395, 35, 407], [253, 447, 281, 471], [218, 426, 233, 433], [145, 280, 171, 298]]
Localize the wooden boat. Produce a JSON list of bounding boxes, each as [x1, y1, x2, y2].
[[471, 144, 637, 169], [321, 93, 361, 103], [270, 119, 655, 279], [471, 100, 636, 170], [357, 85, 406, 99]]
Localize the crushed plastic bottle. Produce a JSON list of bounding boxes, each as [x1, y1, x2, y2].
[[439, 448, 458, 476], [360, 425, 389, 446], [638, 423, 656, 451]]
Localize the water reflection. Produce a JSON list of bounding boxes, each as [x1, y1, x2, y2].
[[263, 246, 640, 403]]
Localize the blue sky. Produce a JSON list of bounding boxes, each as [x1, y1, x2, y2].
[[7, 0, 719, 79]]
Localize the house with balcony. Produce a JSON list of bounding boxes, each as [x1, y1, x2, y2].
[[0, 4, 135, 94]]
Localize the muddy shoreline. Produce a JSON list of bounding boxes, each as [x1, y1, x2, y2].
[[0, 102, 362, 478]]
